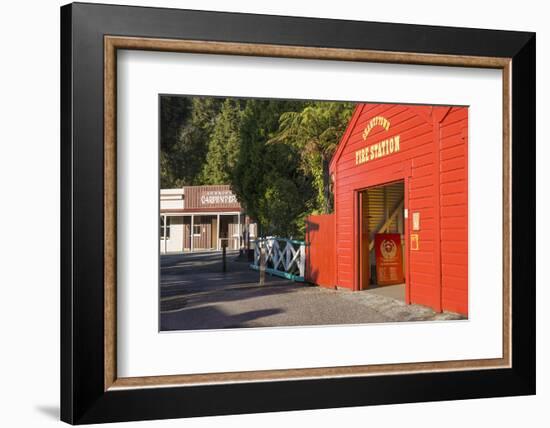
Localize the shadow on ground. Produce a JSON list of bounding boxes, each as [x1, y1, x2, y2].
[[161, 305, 284, 330], [159, 250, 466, 331]]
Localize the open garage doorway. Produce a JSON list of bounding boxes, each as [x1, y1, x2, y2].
[[358, 180, 406, 301]]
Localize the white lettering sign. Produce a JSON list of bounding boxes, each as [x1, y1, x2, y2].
[[200, 190, 237, 205]]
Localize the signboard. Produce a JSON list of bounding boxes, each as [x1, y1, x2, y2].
[[183, 185, 242, 210], [200, 190, 237, 205], [412, 212, 420, 230], [410, 234, 419, 251], [355, 115, 402, 166], [375, 233, 404, 286]]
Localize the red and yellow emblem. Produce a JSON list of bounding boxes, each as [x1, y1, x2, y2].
[[375, 233, 404, 285]]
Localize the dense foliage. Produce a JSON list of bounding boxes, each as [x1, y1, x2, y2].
[[160, 96, 355, 239]]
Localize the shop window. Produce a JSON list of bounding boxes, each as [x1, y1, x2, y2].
[[193, 224, 201, 236], [160, 216, 171, 239]]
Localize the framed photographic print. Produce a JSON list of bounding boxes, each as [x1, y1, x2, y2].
[[60, 2, 535, 424]]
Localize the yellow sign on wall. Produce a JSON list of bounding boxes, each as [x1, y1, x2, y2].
[[362, 116, 391, 140], [355, 115, 401, 166], [410, 234, 419, 251], [355, 136, 400, 165]]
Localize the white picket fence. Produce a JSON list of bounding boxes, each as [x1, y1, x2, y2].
[[250, 237, 306, 282]]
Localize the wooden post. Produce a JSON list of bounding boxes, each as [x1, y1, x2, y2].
[[259, 241, 265, 286], [358, 191, 369, 290], [190, 214, 194, 253], [216, 213, 220, 251], [246, 218, 250, 251], [222, 243, 227, 273], [299, 243, 306, 278], [163, 215, 167, 254], [237, 212, 241, 250]]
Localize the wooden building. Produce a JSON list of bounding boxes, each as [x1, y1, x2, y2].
[[306, 103, 468, 315], [160, 185, 256, 253]]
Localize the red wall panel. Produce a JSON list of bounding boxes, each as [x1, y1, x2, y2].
[[305, 214, 336, 288], [439, 107, 468, 315]]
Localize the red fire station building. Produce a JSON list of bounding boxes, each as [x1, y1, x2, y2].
[[306, 103, 468, 316]]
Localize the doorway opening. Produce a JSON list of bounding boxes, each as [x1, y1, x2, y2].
[[358, 180, 406, 301]]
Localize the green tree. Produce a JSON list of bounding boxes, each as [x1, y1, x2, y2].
[[271, 102, 355, 213], [160, 96, 192, 154], [160, 96, 224, 187], [232, 99, 313, 238], [160, 96, 355, 239], [200, 99, 243, 185], [259, 142, 313, 238]]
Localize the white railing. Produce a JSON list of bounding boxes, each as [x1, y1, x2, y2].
[[250, 237, 306, 282]]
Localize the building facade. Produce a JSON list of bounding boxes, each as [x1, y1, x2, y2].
[[160, 185, 256, 253], [306, 103, 468, 315]]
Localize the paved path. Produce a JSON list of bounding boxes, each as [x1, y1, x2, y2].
[[160, 251, 464, 331]]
